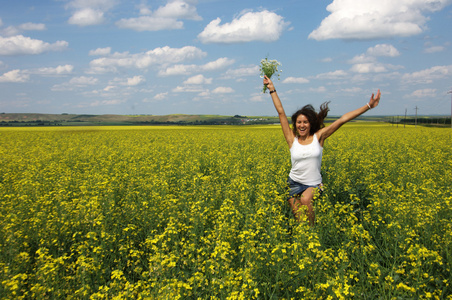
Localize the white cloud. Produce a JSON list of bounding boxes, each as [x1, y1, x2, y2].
[[309, 86, 327, 93], [160, 64, 193, 76], [350, 63, 388, 73], [88, 46, 207, 73], [67, 0, 118, 26], [127, 75, 145, 86], [154, 0, 202, 21], [153, 92, 168, 101], [172, 85, 206, 93], [68, 8, 105, 26], [184, 74, 212, 85], [0, 69, 29, 82], [138, 3, 153, 16], [366, 44, 400, 57], [52, 76, 99, 91], [223, 65, 259, 79], [196, 90, 211, 99], [116, 0, 201, 31], [348, 54, 376, 64], [212, 87, 234, 94], [103, 75, 145, 90], [424, 46, 445, 53], [116, 16, 183, 31], [0, 35, 68, 55], [1, 22, 46, 36], [250, 94, 265, 102], [282, 77, 310, 84], [315, 70, 348, 79], [309, 0, 451, 40], [198, 10, 290, 44], [19, 23, 46, 31], [349, 44, 399, 64], [0, 65, 73, 83], [402, 65, 452, 84], [340, 87, 363, 93], [27, 65, 74, 76], [90, 99, 126, 106], [103, 85, 115, 91], [70, 76, 98, 86], [67, 0, 117, 9], [404, 88, 437, 98], [348, 44, 402, 73], [89, 47, 111, 56], [202, 57, 235, 71], [1, 26, 21, 36], [159, 57, 234, 76]]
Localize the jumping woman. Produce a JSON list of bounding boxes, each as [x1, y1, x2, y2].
[[263, 75, 381, 225]]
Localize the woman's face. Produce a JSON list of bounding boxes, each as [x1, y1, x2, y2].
[[296, 114, 310, 137]]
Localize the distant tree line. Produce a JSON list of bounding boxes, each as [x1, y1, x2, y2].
[[0, 117, 278, 126], [0, 120, 64, 126], [388, 117, 451, 126]]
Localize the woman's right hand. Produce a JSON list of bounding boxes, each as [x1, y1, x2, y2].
[[263, 75, 275, 92]]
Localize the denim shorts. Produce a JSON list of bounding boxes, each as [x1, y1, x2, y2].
[[287, 177, 323, 198]]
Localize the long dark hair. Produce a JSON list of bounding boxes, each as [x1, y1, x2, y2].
[[291, 101, 330, 136]]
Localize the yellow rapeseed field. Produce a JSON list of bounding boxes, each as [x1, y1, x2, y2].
[[0, 124, 451, 299]]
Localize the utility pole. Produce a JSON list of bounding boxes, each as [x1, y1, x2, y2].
[[415, 106, 419, 128], [404, 108, 407, 128]]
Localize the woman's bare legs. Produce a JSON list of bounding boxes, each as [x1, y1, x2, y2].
[[287, 187, 315, 226]]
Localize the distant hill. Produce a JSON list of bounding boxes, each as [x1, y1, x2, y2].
[[0, 113, 282, 126]]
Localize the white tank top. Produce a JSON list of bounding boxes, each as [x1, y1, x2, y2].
[[289, 133, 323, 185]]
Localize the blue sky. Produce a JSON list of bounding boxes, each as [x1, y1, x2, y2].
[[1, 0, 451, 117]]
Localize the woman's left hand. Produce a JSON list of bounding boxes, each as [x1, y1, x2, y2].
[[369, 89, 381, 108]]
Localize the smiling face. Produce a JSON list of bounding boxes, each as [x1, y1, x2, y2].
[[296, 114, 311, 138]]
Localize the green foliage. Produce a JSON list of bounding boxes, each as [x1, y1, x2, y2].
[[0, 125, 451, 299]]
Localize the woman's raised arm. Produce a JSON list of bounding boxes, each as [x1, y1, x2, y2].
[[264, 75, 294, 147], [318, 90, 381, 145]]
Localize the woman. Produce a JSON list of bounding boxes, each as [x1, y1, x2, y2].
[[263, 75, 381, 225]]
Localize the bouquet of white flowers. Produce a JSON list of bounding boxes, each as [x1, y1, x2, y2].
[[259, 57, 282, 93]]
